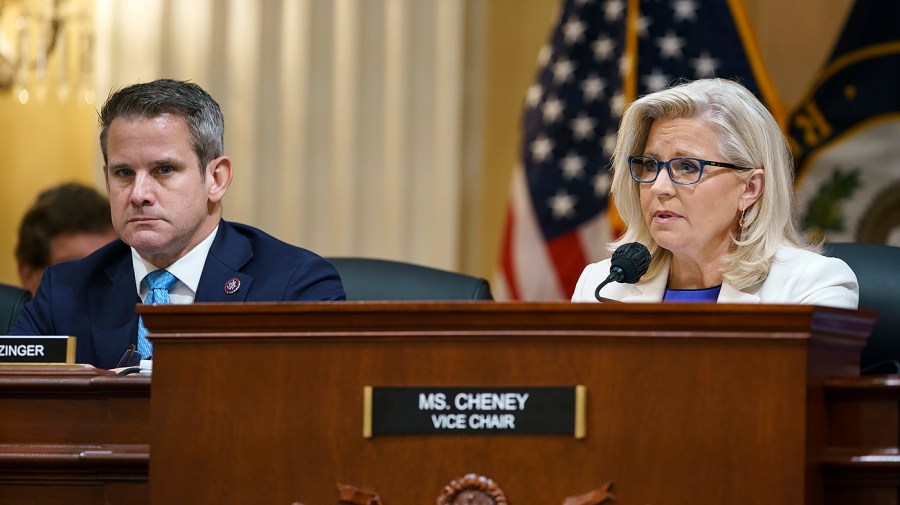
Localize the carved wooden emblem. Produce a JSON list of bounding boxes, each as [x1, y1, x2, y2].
[[332, 478, 618, 505], [437, 473, 508, 505], [335, 482, 383, 505], [562, 481, 616, 505]]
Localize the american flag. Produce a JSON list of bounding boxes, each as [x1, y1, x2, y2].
[[495, 0, 783, 300]]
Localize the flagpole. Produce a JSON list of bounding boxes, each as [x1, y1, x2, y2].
[[726, 0, 786, 127]]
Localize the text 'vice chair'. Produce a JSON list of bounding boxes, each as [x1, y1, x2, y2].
[[823, 242, 900, 375], [327, 257, 493, 301]]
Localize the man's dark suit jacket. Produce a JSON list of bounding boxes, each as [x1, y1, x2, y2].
[[10, 220, 345, 368]]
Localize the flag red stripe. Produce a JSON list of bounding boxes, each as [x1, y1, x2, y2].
[[546, 231, 588, 298], [499, 206, 522, 300]]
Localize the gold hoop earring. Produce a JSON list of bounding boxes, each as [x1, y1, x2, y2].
[[739, 208, 746, 228]]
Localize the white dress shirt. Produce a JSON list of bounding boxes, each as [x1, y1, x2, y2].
[[131, 226, 219, 304]]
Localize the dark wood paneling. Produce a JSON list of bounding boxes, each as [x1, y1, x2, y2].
[[140, 302, 881, 505], [2, 303, 891, 504], [0, 366, 149, 504]]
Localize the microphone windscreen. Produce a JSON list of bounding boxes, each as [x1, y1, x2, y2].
[[610, 242, 651, 284]]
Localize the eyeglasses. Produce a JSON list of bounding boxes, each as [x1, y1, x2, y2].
[[628, 156, 754, 185], [116, 344, 143, 368]]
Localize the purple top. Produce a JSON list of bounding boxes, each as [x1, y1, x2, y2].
[[663, 285, 722, 303]]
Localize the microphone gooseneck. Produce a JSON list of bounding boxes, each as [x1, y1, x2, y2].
[[594, 242, 651, 301]]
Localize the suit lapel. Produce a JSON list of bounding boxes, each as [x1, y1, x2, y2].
[[89, 246, 141, 367], [619, 261, 669, 302], [718, 282, 760, 303], [620, 260, 762, 303], [196, 221, 255, 302]]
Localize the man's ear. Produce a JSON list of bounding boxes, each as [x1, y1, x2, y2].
[[206, 156, 233, 203], [740, 169, 765, 209]]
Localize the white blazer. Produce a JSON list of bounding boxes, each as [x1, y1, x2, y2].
[[571, 246, 859, 309]]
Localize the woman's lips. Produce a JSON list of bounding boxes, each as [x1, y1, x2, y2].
[[652, 210, 681, 222]]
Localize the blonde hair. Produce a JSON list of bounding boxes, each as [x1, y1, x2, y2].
[[609, 78, 813, 288]]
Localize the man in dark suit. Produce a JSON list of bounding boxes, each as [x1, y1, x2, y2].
[[10, 79, 345, 368]]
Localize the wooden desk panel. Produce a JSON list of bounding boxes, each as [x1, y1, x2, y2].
[[141, 302, 876, 505], [3, 303, 889, 505], [0, 366, 150, 505], [823, 376, 900, 505]]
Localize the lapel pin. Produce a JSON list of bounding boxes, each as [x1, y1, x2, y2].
[[224, 278, 241, 295]]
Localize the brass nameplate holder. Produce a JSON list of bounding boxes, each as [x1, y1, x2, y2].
[[364, 385, 586, 438], [0, 336, 75, 364]]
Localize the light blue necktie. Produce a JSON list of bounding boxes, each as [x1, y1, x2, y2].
[[136, 269, 177, 359]]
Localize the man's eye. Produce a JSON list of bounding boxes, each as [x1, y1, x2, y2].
[[114, 169, 134, 178], [158, 166, 174, 175]]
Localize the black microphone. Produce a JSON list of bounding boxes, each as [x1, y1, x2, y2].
[[594, 242, 651, 302]]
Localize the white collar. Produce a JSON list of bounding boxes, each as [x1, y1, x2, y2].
[[620, 259, 760, 303], [132, 225, 219, 299]]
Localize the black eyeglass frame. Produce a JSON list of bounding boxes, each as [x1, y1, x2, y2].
[[116, 344, 143, 368], [628, 156, 754, 185]]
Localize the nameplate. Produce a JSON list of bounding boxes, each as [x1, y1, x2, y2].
[[0, 336, 75, 364], [363, 386, 586, 438]]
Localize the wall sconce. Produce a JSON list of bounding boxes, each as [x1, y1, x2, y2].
[[0, 0, 93, 104]]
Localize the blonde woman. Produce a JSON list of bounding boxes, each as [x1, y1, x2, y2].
[[572, 79, 857, 308]]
